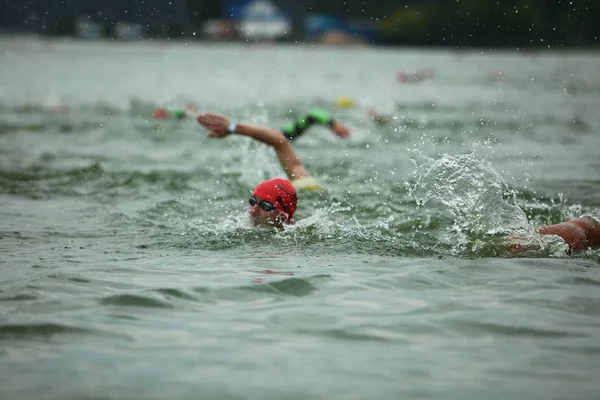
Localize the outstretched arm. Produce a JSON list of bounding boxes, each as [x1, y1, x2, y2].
[[197, 113, 309, 182], [281, 109, 350, 141], [505, 216, 600, 255]]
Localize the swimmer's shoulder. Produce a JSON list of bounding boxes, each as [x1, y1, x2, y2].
[[292, 176, 323, 192]]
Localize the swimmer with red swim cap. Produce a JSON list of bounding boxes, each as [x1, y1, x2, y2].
[[197, 112, 311, 227], [248, 178, 298, 228]]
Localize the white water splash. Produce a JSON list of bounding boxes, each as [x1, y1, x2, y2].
[[281, 203, 351, 236], [410, 153, 532, 235]]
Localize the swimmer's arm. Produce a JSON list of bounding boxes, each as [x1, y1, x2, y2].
[[307, 110, 350, 138], [306, 109, 335, 127], [282, 110, 349, 140], [196, 113, 308, 181], [235, 123, 309, 181]]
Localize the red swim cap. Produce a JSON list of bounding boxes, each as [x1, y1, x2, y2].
[[252, 178, 298, 223]]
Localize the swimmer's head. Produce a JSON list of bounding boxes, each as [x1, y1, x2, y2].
[[248, 178, 298, 227]]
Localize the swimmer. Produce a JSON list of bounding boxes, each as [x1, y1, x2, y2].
[[396, 67, 437, 83], [281, 109, 350, 141], [198, 111, 346, 192], [196, 112, 312, 228], [246, 178, 299, 228], [153, 106, 350, 142], [366, 108, 391, 126], [152, 104, 197, 120], [335, 96, 391, 126]]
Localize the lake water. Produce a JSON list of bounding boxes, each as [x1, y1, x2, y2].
[[1, 37, 599, 400]]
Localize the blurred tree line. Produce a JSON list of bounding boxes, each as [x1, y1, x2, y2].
[[375, 0, 598, 47], [186, 0, 599, 47], [2, 0, 598, 47]]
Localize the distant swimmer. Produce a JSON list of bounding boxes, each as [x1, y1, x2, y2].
[[366, 108, 391, 126], [152, 104, 197, 120], [281, 109, 350, 141], [505, 216, 600, 255], [153, 106, 351, 141], [396, 67, 436, 83], [334, 96, 391, 126], [197, 112, 311, 228]]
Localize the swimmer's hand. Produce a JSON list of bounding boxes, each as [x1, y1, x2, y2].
[[196, 113, 230, 138], [331, 121, 350, 138], [503, 233, 542, 254]]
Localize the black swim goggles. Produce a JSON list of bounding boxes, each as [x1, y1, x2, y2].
[[249, 195, 277, 212]]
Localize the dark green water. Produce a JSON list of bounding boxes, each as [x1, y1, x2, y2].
[[1, 38, 599, 400]]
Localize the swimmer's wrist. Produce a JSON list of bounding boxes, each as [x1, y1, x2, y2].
[[227, 120, 237, 134]]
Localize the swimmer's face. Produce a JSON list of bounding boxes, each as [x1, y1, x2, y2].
[[248, 195, 284, 228]]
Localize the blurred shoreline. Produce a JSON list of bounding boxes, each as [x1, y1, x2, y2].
[[2, 33, 599, 55]]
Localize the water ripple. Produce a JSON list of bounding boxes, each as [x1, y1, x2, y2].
[[455, 320, 589, 338], [0, 322, 99, 339], [99, 294, 174, 309]]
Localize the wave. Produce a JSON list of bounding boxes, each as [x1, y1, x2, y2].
[[0, 322, 108, 339], [0, 163, 198, 199]]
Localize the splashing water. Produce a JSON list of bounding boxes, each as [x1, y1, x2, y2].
[[410, 153, 532, 236]]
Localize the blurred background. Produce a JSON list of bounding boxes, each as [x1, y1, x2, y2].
[[1, 0, 598, 47], [2, 2, 600, 400]]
